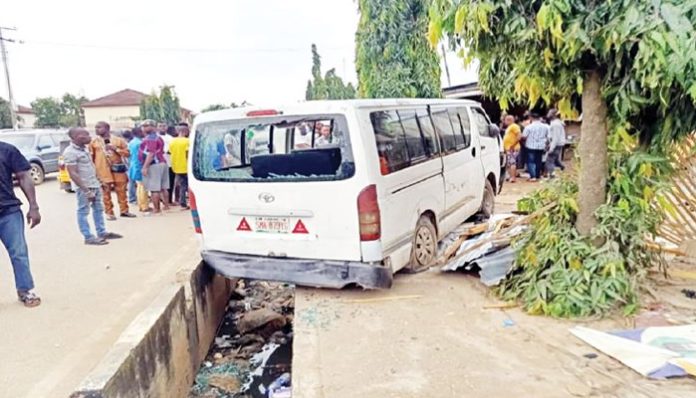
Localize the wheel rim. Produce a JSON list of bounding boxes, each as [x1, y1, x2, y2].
[[30, 165, 42, 184], [415, 226, 435, 265]]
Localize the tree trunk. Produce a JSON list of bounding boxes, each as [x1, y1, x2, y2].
[[576, 69, 608, 237]]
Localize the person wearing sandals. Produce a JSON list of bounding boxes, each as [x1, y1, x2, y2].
[[64, 128, 123, 245], [0, 141, 42, 307], [91, 121, 137, 220]]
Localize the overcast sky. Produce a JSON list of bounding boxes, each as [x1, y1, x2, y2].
[[1, 0, 477, 112]]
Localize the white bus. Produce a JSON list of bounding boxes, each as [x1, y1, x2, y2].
[[189, 99, 502, 289]]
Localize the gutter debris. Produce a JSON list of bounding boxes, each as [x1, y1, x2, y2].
[[191, 280, 294, 398]]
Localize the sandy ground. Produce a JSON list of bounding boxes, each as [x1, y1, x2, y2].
[[0, 177, 198, 398], [293, 178, 696, 398]]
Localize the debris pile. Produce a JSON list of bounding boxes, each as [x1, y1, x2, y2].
[[439, 213, 535, 286], [191, 280, 294, 398]]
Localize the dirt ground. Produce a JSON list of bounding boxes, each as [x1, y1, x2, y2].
[[292, 178, 696, 398]]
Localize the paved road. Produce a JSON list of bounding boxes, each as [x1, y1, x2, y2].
[[0, 177, 199, 398]]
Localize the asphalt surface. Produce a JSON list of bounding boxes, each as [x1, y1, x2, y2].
[[0, 177, 199, 398]]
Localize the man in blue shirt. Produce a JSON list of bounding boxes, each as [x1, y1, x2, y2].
[[0, 141, 42, 307], [127, 127, 149, 212], [522, 113, 550, 181]]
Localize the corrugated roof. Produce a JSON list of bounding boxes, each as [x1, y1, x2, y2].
[[82, 89, 147, 107]]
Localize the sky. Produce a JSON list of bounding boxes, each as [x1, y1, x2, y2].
[[1, 0, 478, 112]]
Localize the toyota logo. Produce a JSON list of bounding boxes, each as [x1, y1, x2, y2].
[[259, 193, 275, 203]]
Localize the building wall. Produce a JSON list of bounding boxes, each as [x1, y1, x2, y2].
[[18, 113, 37, 128], [83, 105, 140, 130]]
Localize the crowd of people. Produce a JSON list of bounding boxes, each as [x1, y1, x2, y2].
[[501, 108, 567, 183], [0, 119, 191, 308]]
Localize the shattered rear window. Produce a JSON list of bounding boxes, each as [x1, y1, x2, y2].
[[193, 114, 355, 183]]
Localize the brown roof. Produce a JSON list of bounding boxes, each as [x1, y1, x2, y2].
[[82, 89, 147, 108], [17, 105, 33, 114]]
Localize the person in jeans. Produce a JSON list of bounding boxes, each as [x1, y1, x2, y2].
[[140, 120, 170, 214], [64, 128, 123, 245], [169, 123, 190, 209], [522, 113, 549, 182], [0, 141, 42, 307], [90, 121, 135, 220], [546, 109, 567, 177]]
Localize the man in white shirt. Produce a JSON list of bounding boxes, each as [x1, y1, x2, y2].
[[546, 109, 567, 178]]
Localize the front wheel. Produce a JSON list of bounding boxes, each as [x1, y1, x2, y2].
[[405, 216, 438, 273], [479, 179, 495, 218], [30, 163, 45, 185]]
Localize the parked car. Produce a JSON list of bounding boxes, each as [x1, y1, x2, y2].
[[188, 99, 502, 289], [0, 129, 69, 184]]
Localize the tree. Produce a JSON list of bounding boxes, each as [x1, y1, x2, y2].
[[356, 0, 442, 98], [0, 97, 13, 129], [60, 93, 87, 127], [431, 1, 696, 317], [305, 44, 356, 100], [139, 85, 181, 124], [431, 0, 696, 236], [32, 97, 63, 128], [159, 85, 181, 126]]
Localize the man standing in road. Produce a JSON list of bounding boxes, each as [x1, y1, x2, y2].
[[522, 113, 550, 182], [90, 121, 136, 220], [140, 120, 170, 214], [546, 109, 567, 177], [0, 141, 42, 307], [64, 127, 123, 245], [169, 123, 190, 209]]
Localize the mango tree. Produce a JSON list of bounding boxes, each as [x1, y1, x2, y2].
[[430, 1, 696, 316]]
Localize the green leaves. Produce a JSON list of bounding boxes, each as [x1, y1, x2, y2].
[[661, 3, 694, 37], [357, 0, 442, 98]]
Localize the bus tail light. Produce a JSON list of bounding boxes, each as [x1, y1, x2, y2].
[[358, 185, 381, 241]]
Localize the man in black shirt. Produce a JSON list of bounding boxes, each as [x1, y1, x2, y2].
[[0, 141, 42, 307]]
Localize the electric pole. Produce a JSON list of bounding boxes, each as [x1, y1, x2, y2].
[[0, 26, 18, 130]]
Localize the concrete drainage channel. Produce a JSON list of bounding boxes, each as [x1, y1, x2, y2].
[[69, 262, 294, 398]]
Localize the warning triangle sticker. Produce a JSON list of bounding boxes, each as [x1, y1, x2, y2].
[[292, 220, 309, 234], [237, 217, 252, 232]]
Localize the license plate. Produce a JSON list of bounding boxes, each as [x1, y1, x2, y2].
[[254, 217, 290, 234]]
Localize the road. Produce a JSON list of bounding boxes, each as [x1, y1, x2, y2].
[[0, 177, 198, 398]]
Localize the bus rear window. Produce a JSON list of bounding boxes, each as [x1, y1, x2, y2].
[[193, 114, 355, 182]]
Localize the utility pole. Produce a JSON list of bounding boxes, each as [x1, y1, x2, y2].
[[0, 26, 18, 130], [441, 44, 452, 88]]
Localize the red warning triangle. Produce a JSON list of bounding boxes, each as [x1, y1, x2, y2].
[[292, 220, 309, 234], [237, 217, 252, 231]]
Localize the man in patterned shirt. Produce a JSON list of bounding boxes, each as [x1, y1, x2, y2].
[[522, 112, 549, 182]]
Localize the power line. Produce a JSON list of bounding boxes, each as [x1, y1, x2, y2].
[[21, 40, 352, 54]]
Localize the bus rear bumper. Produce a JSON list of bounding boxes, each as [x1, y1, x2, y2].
[[202, 250, 393, 290]]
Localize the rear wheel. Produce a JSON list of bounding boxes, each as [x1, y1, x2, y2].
[[30, 163, 45, 185], [479, 179, 495, 218], [405, 216, 437, 273]]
